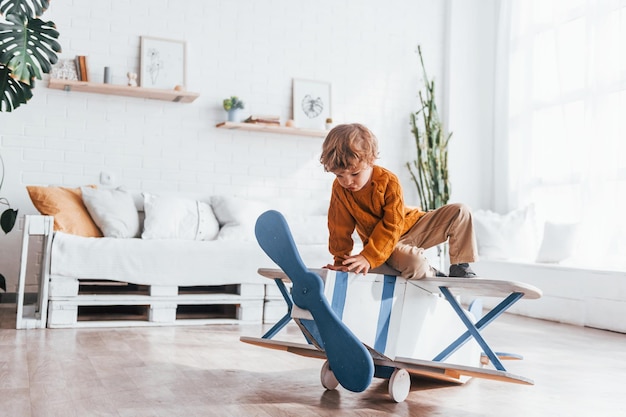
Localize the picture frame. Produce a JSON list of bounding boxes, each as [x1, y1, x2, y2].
[[292, 79, 331, 130], [140, 36, 187, 89], [49, 59, 78, 81]]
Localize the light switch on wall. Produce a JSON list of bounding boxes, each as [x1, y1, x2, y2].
[[99, 171, 115, 185]]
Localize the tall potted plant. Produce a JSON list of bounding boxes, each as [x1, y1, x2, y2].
[[406, 45, 451, 212]]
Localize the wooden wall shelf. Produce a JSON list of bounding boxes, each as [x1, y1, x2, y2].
[[216, 121, 328, 138], [47, 78, 200, 103]]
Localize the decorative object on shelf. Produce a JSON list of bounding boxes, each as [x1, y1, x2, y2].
[[286, 119, 296, 127], [406, 45, 451, 212], [103, 66, 111, 84], [292, 78, 331, 130], [223, 96, 245, 122], [74, 55, 89, 81], [140, 36, 186, 90], [0, 0, 61, 112], [50, 59, 78, 81], [244, 114, 280, 126], [325, 117, 334, 130], [127, 72, 138, 87], [227, 109, 241, 123]]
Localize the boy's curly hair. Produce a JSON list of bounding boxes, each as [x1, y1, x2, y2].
[[320, 123, 379, 172]]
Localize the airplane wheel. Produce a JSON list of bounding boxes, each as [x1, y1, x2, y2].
[[388, 368, 410, 403], [320, 360, 339, 390]]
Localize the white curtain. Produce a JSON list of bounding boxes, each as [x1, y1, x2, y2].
[[498, 0, 626, 269]]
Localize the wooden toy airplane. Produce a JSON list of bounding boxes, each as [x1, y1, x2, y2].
[[241, 210, 542, 402]]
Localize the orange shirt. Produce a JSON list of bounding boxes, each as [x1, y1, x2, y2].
[[327, 165, 425, 268]]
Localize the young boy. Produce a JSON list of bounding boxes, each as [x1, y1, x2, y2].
[[320, 123, 478, 279]]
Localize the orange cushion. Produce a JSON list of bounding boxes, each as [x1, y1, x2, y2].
[[26, 186, 103, 237]]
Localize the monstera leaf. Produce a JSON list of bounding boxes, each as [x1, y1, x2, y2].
[[1, 208, 17, 233], [0, 0, 59, 111], [0, 0, 50, 18], [0, 13, 60, 84], [0, 63, 32, 111]]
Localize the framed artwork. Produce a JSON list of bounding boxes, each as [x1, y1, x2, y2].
[[293, 79, 331, 130], [140, 36, 187, 89]]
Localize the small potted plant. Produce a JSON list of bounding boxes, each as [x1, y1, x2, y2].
[[223, 96, 245, 122]]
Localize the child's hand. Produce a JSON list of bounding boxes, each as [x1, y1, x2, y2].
[[341, 255, 370, 275], [323, 264, 350, 272]]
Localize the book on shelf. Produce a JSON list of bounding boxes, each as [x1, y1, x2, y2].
[[73, 56, 80, 80], [81, 56, 89, 81], [74, 55, 89, 81], [243, 115, 281, 125]]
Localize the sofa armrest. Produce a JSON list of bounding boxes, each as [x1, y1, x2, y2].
[[16, 215, 54, 329], [23, 214, 54, 236]]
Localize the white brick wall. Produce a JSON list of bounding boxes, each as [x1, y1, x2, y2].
[[0, 0, 447, 291]]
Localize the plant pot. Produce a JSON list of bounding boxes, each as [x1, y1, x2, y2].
[[227, 109, 241, 123]]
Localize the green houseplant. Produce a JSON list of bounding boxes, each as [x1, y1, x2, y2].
[[406, 45, 451, 212], [0, 154, 17, 234], [0, 0, 61, 292], [0, 0, 61, 112], [0, 153, 17, 291], [223, 95, 244, 122], [222, 96, 244, 111]]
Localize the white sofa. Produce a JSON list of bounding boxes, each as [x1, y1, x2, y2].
[[471, 205, 626, 334], [472, 260, 626, 333], [26, 188, 622, 333], [20, 186, 334, 328]]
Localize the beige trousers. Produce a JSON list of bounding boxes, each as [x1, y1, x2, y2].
[[385, 203, 478, 279]]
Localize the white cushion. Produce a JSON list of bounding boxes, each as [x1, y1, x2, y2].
[[81, 187, 140, 238], [142, 193, 219, 240], [50, 232, 333, 287], [536, 221, 579, 263], [473, 205, 541, 261], [210, 195, 270, 241]]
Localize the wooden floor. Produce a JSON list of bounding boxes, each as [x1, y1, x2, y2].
[[1, 304, 624, 417]]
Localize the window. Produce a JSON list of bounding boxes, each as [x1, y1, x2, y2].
[[501, 0, 626, 269]]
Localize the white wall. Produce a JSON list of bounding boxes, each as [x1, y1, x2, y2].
[[446, 0, 497, 210], [0, 0, 451, 292]]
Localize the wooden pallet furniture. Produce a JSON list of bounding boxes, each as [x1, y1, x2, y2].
[[16, 215, 265, 328]]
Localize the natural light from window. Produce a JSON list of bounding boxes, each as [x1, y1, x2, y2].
[[505, 0, 626, 269]]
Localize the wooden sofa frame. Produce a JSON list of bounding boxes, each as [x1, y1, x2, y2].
[[16, 215, 268, 329]]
